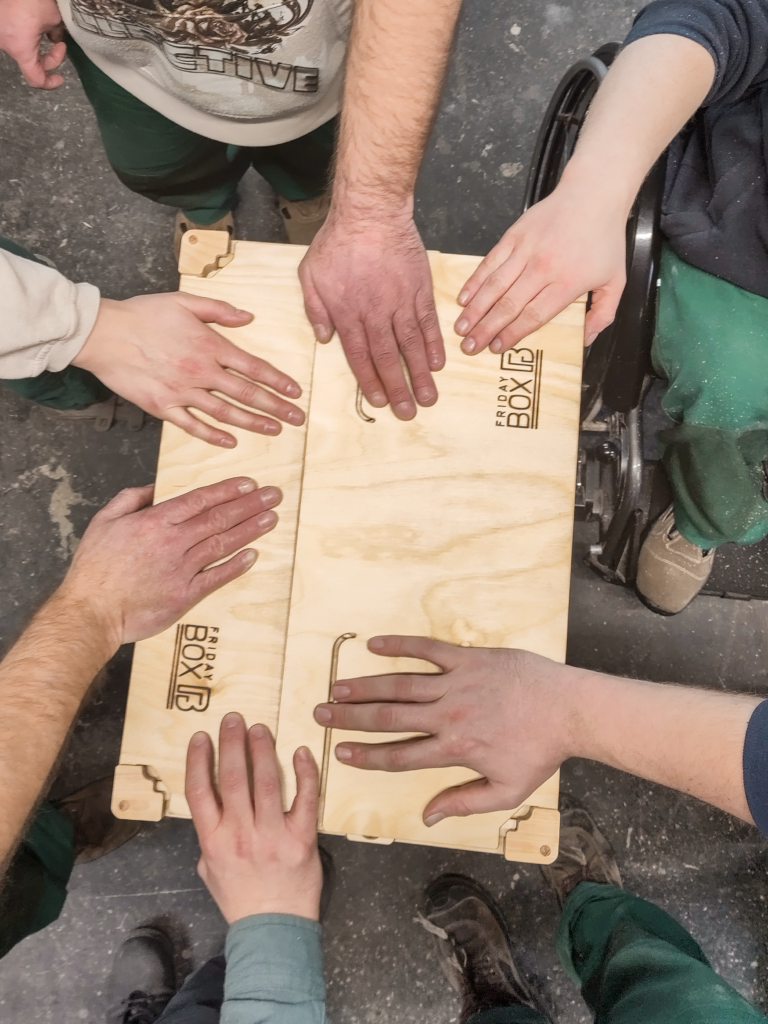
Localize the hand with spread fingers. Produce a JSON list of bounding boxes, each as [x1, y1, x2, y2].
[[72, 292, 305, 448], [0, 0, 66, 90], [313, 635, 576, 827], [186, 713, 322, 924], [62, 476, 282, 646]]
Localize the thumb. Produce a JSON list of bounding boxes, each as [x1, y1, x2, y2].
[[174, 292, 253, 327], [584, 278, 625, 346], [298, 259, 334, 343], [97, 484, 155, 521], [16, 47, 49, 89], [423, 777, 518, 826]]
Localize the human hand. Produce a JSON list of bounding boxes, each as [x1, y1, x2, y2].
[[60, 477, 281, 646], [186, 713, 322, 923], [455, 174, 628, 353], [299, 208, 444, 420], [314, 635, 583, 825], [73, 293, 305, 448], [0, 0, 65, 89]]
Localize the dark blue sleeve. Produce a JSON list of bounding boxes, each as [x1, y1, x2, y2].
[[743, 700, 768, 836], [624, 0, 768, 107]]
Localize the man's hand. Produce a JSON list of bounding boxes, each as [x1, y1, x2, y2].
[[0, 0, 65, 89], [73, 292, 305, 448], [454, 178, 628, 354], [61, 477, 282, 646], [186, 713, 322, 923], [299, 210, 444, 420], [313, 635, 577, 826]]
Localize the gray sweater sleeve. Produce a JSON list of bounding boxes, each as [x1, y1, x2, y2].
[[0, 248, 100, 378]]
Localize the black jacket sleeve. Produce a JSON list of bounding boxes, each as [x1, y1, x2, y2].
[[743, 700, 768, 836], [625, 0, 768, 107]]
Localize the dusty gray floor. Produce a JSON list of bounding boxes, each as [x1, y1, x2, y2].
[[2, 2, 768, 1022]]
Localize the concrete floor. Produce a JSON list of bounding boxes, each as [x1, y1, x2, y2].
[[2, 1, 768, 1021]]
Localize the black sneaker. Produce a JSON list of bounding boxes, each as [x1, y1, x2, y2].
[[421, 874, 542, 1023], [541, 795, 622, 908], [106, 925, 176, 1024]]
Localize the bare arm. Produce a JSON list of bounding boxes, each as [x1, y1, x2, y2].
[[313, 636, 760, 826], [456, 34, 715, 353], [0, 476, 282, 871], [299, 0, 463, 419]]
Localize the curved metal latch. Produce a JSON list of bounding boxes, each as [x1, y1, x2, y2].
[[318, 633, 356, 827]]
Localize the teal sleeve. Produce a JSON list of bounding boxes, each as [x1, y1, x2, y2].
[[221, 913, 327, 1024]]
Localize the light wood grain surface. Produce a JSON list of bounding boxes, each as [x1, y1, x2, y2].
[[113, 238, 583, 862]]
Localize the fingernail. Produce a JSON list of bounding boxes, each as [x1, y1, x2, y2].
[[585, 331, 598, 346], [221, 437, 237, 448], [238, 478, 256, 493], [335, 745, 352, 761], [313, 324, 332, 343], [370, 392, 387, 408], [416, 388, 434, 404], [332, 684, 350, 698], [456, 318, 469, 335], [462, 338, 476, 354], [395, 401, 415, 418], [263, 422, 280, 435], [288, 409, 305, 425], [236, 308, 250, 316], [286, 383, 302, 397], [191, 731, 208, 746], [369, 637, 385, 650], [315, 706, 332, 723], [223, 712, 240, 729], [424, 813, 445, 827], [490, 338, 502, 353], [260, 486, 281, 505], [458, 290, 469, 305], [297, 745, 311, 760], [250, 723, 267, 738], [429, 354, 443, 369], [257, 510, 276, 529], [242, 549, 258, 567]]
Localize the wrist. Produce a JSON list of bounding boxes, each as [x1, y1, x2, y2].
[[227, 897, 319, 924], [558, 155, 639, 221], [50, 580, 123, 661], [328, 179, 414, 225], [71, 297, 122, 374]]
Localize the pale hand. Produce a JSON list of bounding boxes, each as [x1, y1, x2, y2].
[[73, 292, 305, 448], [314, 635, 578, 826], [186, 714, 322, 923], [455, 179, 628, 353], [299, 208, 444, 420], [60, 477, 282, 646], [0, 0, 65, 88]]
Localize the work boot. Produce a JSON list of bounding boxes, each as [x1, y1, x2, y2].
[[541, 795, 622, 908], [174, 210, 234, 264], [636, 503, 714, 615], [41, 394, 145, 432], [54, 777, 140, 865], [420, 874, 542, 1022], [277, 192, 331, 245], [106, 925, 176, 1024]]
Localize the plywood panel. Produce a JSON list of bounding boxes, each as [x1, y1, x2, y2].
[[114, 238, 582, 861]]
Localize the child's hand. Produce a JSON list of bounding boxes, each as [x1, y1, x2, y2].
[[454, 171, 628, 353], [186, 713, 322, 924], [0, 0, 66, 89]]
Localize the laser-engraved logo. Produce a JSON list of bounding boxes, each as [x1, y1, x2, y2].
[[495, 348, 543, 429], [166, 623, 219, 712]]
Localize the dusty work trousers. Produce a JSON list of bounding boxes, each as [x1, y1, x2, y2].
[[154, 883, 765, 1024], [0, 234, 109, 409], [0, 802, 76, 960], [66, 36, 337, 224], [653, 245, 768, 549]]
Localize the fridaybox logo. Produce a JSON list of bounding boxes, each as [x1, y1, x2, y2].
[[166, 624, 219, 713], [494, 348, 543, 429]]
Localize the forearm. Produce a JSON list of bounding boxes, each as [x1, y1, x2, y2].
[[559, 34, 716, 216], [0, 587, 116, 869], [562, 667, 761, 823], [333, 0, 462, 214]]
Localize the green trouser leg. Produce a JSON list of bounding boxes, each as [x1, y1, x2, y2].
[[0, 234, 109, 409], [66, 36, 336, 221], [0, 802, 76, 959], [652, 245, 768, 548]]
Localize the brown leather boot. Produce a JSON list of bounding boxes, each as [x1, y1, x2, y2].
[[174, 210, 234, 263], [636, 504, 714, 615], [277, 192, 331, 245], [541, 795, 622, 908], [54, 777, 140, 865]]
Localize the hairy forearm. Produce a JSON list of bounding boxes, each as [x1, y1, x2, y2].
[[333, 0, 462, 212], [559, 34, 716, 214], [561, 668, 761, 823], [0, 587, 117, 869]]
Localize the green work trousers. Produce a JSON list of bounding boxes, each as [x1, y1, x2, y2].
[[0, 234, 109, 409], [0, 802, 76, 959], [653, 245, 768, 549], [66, 37, 337, 223], [466, 882, 765, 1024]]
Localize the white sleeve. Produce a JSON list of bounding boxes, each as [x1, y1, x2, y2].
[[0, 249, 101, 378]]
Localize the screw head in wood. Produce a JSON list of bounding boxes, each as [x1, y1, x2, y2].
[[119, 800, 130, 811], [188, 234, 198, 244], [540, 844, 551, 857]]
